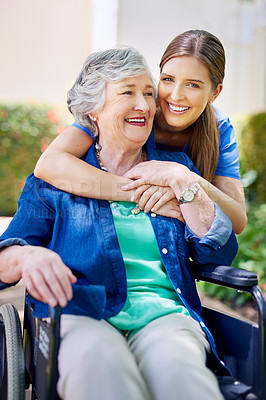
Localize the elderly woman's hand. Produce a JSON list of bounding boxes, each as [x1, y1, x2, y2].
[[154, 199, 185, 222], [19, 245, 77, 307], [131, 185, 176, 213], [122, 160, 196, 212]]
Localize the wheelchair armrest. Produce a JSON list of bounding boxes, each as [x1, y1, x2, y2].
[[191, 263, 258, 291]]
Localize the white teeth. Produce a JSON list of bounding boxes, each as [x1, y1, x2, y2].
[[168, 104, 189, 112], [126, 118, 145, 123]]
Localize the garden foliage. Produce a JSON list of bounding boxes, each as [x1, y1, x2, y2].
[[238, 112, 266, 203], [200, 111, 266, 305], [0, 103, 66, 216]]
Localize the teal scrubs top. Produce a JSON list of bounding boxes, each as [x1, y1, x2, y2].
[[108, 201, 191, 332]]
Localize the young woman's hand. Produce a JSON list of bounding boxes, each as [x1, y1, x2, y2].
[[123, 160, 194, 190]]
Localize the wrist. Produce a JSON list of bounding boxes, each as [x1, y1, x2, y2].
[[170, 174, 196, 198], [178, 182, 201, 204]]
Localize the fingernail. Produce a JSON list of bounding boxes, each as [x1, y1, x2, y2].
[[60, 299, 67, 308], [50, 299, 57, 307], [131, 196, 135, 202]]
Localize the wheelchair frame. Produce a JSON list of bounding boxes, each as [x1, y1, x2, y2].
[[0, 263, 265, 400]]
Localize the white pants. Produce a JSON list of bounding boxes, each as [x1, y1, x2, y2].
[[57, 313, 224, 400]]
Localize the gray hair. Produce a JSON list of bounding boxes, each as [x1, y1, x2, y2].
[[67, 47, 155, 136]]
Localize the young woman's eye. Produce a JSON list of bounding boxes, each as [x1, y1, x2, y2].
[[187, 82, 200, 88]]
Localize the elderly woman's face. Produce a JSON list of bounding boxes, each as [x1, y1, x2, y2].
[[95, 73, 156, 147]]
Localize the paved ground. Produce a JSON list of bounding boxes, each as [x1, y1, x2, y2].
[[0, 217, 12, 236]]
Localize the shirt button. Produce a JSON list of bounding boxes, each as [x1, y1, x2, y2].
[[176, 288, 181, 294], [162, 248, 168, 254], [200, 321, 206, 328], [151, 213, 156, 217], [110, 202, 117, 209]]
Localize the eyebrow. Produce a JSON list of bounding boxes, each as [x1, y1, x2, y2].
[[160, 73, 205, 84], [119, 83, 154, 89]]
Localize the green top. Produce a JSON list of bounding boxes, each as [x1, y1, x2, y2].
[[108, 201, 190, 333]]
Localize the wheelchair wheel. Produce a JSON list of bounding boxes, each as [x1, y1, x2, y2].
[[0, 304, 25, 400]]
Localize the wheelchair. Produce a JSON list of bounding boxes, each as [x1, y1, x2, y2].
[[0, 263, 265, 400]]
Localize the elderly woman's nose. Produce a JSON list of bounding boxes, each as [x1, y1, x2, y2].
[[133, 94, 150, 112]]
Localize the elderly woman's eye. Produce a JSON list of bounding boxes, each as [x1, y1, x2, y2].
[[145, 92, 154, 96], [161, 77, 174, 82], [122, 91, 133, 95]]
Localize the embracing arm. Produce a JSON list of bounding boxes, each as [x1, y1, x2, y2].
[[34, 126, 134, 201], [123, 162, 247, 234], [34, 127, 185, 220], [125, 161, 215, 238], [192, 174, 247, 234]]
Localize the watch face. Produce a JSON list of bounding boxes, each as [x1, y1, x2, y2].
[[183, 189, 194, 202]]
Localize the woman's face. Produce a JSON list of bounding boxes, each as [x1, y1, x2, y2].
[[95, 73, 156, 147], [157, 56, 221, 132]]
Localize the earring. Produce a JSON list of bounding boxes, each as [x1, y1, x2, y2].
[[91, 117, 97, 121]]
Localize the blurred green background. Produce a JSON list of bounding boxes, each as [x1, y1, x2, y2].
[[0, 103, 67, 215]]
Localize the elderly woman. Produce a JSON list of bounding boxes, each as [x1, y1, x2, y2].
[[0, 47, 237, 400]]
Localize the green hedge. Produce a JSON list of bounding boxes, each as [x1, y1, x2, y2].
[[0, 103, 67, 216], [200, 111, 266, 306], [238, 111, 266, 203]]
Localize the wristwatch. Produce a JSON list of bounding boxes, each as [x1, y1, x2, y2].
[[179, 182, 200, 204]]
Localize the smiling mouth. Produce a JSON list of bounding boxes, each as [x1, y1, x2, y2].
[[125, 117, 146, 126], [168, 103, 190, 113]]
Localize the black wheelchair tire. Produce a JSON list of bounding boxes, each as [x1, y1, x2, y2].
[[0, 304, 25, 400]]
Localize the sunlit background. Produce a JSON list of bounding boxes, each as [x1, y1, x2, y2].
[[1, 0, 265, 116]]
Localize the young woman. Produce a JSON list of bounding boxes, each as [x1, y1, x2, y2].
[[35, 30, 247, 233]]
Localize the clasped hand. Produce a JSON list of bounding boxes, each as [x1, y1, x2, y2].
[[122, 161, 194, 221]]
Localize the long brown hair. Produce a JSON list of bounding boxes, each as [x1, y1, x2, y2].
[[159, 30, 225, 181]]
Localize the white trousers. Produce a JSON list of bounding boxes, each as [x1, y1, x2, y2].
[[57, 313, 224, 400]]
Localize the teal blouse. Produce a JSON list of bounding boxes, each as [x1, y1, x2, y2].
[[108, 201, 191, 332]]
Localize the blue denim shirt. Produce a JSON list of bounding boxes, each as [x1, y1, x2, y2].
[[0, 144, 238, 374]]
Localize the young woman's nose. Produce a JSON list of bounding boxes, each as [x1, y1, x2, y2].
[[170, 83, 185, 102], [133, 94, 150, 112]]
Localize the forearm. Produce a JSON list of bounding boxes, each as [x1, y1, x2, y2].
[[35, 151, 134, 201], [192, 173, 247, 234], [171, 180, 215, 238]]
